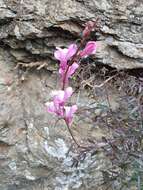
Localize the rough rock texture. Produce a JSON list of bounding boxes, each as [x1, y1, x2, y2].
[[0, 47, 114, 190], [0, 0, 143, 69], [0, 0, 143, 190]]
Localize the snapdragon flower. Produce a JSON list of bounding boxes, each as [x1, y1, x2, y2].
[[50, 87, 73, 106], [46, 20, 98, 145], [64, 105, 78, 125], [80, 41, 97, 58], [45, 87, 77, 124], [54, 44, 77, 70]]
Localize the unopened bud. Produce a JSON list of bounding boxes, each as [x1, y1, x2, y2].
[[82, 21, 95, 38]]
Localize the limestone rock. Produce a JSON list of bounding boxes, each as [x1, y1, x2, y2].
[[0, 48, 112, 190], [0, 0, 143, 189], [0, 0, 142, 69]]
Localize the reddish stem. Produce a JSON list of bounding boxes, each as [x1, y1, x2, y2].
[[65, 120, 80, 148]]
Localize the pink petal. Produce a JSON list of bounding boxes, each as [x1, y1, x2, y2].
[[54, 48, 67, 62], [70, 105, 78, 114], [68, 62, 79, 76], [51, 89, 64, 99], [54, 48, 63, 61], [46, 100, 64, 117], [54, 44, 77, 63], [80, 41, 97, 57], [53, 101, 64, 116], [55, 87, 73, 103], [66, 44, 77, 60], [51, 88, 72, 106], [60, 61, 67, 70], [45, 102, 56, 113], [50, 90, 60, 97], [64, 87, 73, 100], [55, 91, 65, 102], [59, 68, 64, 75], [64, 105, 78, 124], [61, 63, 79, 87]]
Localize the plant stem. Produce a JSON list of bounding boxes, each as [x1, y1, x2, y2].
[[65, 120, 80, 148]]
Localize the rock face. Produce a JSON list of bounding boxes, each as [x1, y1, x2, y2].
[[0, 47, 113, 190], [0, 0, 143, 69], [0, 0, 143, 190]]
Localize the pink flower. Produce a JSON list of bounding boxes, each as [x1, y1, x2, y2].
[[80, 41, 97, 58], [67, 63, 79, 77], [45, 87, 74, 117], [45, 101, 64, 117], [59, 62, 79, 86], [51, 87, 73, 105], [64, 105, 78, 125], [54, 44, 77, 70], [45, 87, 77, 123]]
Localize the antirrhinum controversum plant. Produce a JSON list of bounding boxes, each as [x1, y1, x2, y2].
[[45, 20, 98, 147]]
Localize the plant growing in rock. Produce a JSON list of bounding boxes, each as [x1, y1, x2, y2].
[[45, 20, 98, 147], [45, 19, 143, 189]]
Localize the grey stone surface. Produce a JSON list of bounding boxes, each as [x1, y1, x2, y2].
[[0, 0, 143, 69], [0, 47, 113, 190], [0, 0, 143, 189]]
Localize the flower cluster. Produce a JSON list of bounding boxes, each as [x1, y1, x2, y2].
[[45, 87, 77, 125], [45, 21, 97, 127], [54, 44, 79, 87], [54, 41, 97, 88]]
